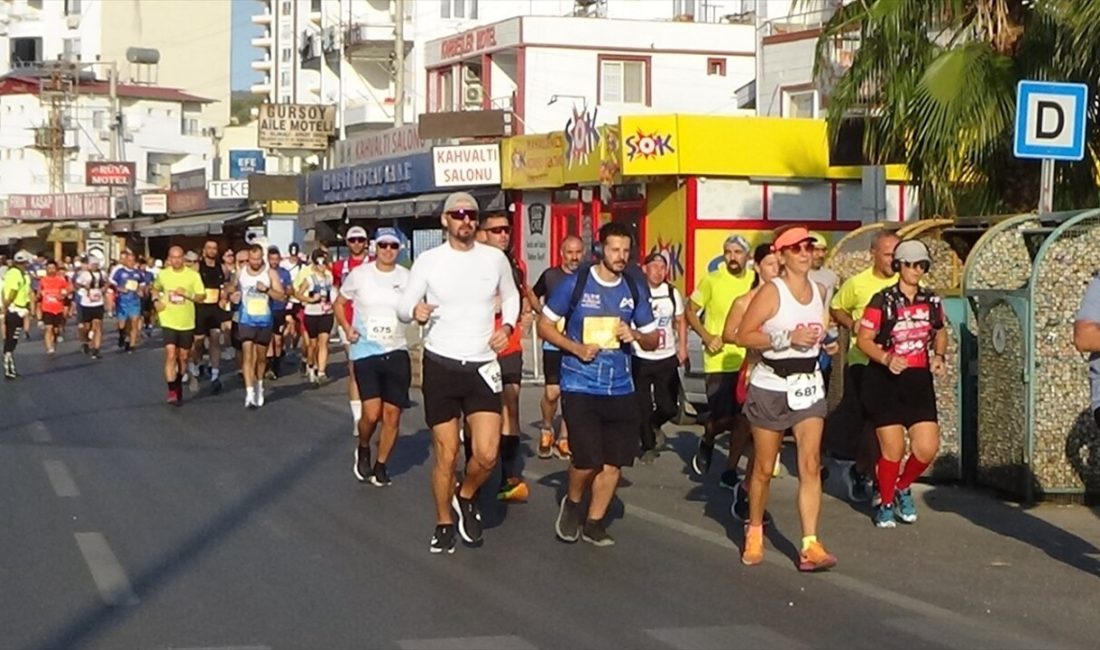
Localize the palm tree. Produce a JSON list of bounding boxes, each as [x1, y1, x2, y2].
[[810, 0, 1100, 216]]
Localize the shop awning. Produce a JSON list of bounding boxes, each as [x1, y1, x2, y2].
[[138, 210, 262, 237], [109, 217, 156, 234], [308, 204, 347, 222], [0, 223, 48, 243]]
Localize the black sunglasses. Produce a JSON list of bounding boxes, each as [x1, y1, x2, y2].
[[377, 242, 400, 250], [902, 260, 930, 272], [781, 241, 815, 254], [447, 209, 479, 222], [482, 225, 511, 235], [347, 237, 368, 244]]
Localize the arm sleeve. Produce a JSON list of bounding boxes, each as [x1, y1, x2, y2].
[[859, 292, 885, 332], [396, 256, 430, 323], [497, 253, 521, 328]]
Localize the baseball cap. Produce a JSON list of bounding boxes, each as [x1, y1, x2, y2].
[[13, 250, 32, 263], [723, 234, 750, 253], [893, 240, 932, 264], [184, 250, 199, 262], [346, 226, 368, 240], [375, 227, 401, 245], [643, 251, 668, 265], [808, 231, 828, 249], [443, 191, 479, 214]]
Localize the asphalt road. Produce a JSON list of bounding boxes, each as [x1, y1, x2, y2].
[[3, 335, 1100, 650]]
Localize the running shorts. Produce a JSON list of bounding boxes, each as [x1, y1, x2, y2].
[[499, 351, 523, 386], [195, 304, 226, 334], [542, 349, 562, 386], [744, 379, 828, 432], [80, 305, 105, 323], [42, 312, 64, 328], [561, 392, 640, 469], [237, 323, 274, 346], [353, 350, 411, 408], [117, 301, 141, 321], [304, 313, 334, 339], [162, 327, 194, 349], [706, 371, 742, 421], [860, 364, 938, 429], [271, 310, 287, 335], [421, 351, 502, 427]]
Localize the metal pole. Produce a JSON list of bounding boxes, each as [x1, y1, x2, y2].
[[1038, 158, 1055, 214], [108, 62, 119, 162], [394, 0, 405, 126]]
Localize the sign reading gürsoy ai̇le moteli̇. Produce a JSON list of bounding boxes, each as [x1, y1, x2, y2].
[[257, 103, 336, 151]]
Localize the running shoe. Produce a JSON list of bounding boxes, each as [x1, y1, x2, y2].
[[798, 541, 837, 572], [56, 333, 64, 343], [537, 430, 554, 459], [555, 496, 583, 543], [496, 477, 529, 502], [47, 348, 55, 356], [256, 385, 266, 407], [244, 388, 256, 409], [189, 372, 199, 393], [91, 350, 101, 360], [639, 448, 659, 465], [81, 343, 89, 355], [895, 488, 918, 523], [874, 503, 897, 528], [845, 466, 872, 502], [719, 469, 740, 491], [741, 527, 764, 566], [167, 390, 179, 405], [211, 378, 223, 395], [729, 481, 773, 524], [264, 368, 277, 381], [429, 525, 456, 554], [354, 445, 371, 483], [317, 372, 329, 386], [691, 439, 715, 476], [581, 520, 615, 547], [451, 494, 483, 544], [554, 439, 572, 460], [369, 463, 392, 487]]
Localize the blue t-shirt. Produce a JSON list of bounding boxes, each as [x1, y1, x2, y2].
[[271, 267, 292, 311], [111, 267, 146, 306], [544, 267, 657, 396]]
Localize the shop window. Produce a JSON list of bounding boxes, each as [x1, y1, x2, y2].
[[707, 57, 726, 76], [599, 57, 649, 106]]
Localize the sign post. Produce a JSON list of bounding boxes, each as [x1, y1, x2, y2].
[[1013, 80, 1089, 213]]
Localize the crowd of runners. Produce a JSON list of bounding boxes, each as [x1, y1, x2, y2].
[[0, 191, 949, 570]]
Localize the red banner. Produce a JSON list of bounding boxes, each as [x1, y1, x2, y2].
[[8, 193, 111, 220]]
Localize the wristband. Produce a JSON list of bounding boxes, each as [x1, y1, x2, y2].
[[769, 329, 792, 351]]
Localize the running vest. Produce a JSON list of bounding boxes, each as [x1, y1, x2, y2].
[[198, 260, 226, 304], [751, 277, 824, 392], [82, 270, 107, 307], [237, 265, 273, 327]]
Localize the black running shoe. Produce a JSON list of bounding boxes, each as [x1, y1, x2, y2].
[[82, 343, 89, 355], [581, 519, 615, 547], [730, 480, 774, 524], [692, 439, 715, 476], [451, 494, 483, 544], [369, 462, 392, 487], [719, 469, 740, 490], [555, 496, 583, 543], [354, 445, 371, 483], [429, 524, 456, 554], [211, 378, 223, 395]]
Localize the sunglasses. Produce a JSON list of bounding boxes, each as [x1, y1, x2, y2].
[[482, 225, 511, 235], [780, 241, 815, 255], [447, 209, 479, 222], [902, 260, 930, 272], [347, 237, 367, 244], [377, 242, 400, 250]]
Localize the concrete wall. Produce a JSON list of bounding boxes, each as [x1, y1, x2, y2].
[[756, 36, 817, 117]]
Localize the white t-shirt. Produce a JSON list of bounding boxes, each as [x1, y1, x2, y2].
[[397, 242, 520, 363], [76, 269, 108, 307], [634, 282, 685, 361], [340, 262, 410, 359], [809, 267, 838, 308]]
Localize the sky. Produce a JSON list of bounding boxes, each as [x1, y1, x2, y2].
[[231, 0, 263, 92]]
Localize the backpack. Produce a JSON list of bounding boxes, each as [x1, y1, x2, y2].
[[561, 261, 642, 328], [872, 286, 944, 349]]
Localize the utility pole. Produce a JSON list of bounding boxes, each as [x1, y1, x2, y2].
[[394, 0, 405, 126]]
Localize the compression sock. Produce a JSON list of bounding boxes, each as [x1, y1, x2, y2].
[[897, 456, 931, 491], [876, 458, 901, 507]]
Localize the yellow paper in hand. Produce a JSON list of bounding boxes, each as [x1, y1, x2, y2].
[[204, 288, 221, 304], [582, 316, 621, 350]]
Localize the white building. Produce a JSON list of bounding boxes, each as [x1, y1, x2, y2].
[[0, 0, 233, 127], [251, 0, 756, 135]]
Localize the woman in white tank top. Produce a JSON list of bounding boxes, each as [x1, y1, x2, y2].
[[734, 226, 840, 573]]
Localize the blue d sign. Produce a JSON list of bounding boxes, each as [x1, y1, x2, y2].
[[1014, 81, 1089, 161]]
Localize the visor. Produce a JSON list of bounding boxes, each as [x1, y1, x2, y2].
[[772, 226, 814, 252]]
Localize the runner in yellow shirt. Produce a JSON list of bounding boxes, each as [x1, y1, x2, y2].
[[152, 246, 206, 406], [2, 251, 33, 379]]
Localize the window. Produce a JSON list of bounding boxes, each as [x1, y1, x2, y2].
[[707, 57, 726, 76], [599, 57, 648, 105], [181, 116, 199, 136], [280, 71, 291, 86], [440, 0, 450, 18], [280, 94, 292, 104], [441, 69, 454, 111], [281, 0, 292, 15], [62, 38, 81, 60], [441, 0, 475, 18], [281, 47, 293, 63], [92, 110, 105, 130], [64, 0, 81, 15], [673, 0, 695, 17], [784, 89, 817, 118], [454, 0, 464, 18], [310, 0, 321, 11], [11, 37, 41, 65]]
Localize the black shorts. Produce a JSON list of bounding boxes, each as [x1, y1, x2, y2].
[[543, 349, 562, 386], [561, 392, 641, 469], [271, 310, 287, 334], [80, 305, 105, 323], [353, 350, 411, 407], [163, 327, 194, 349], [860, 364, 938, 429], [195, 304, 225, 334], [237, 323, 274, 346], [421, 351, 502, 427], [705, 371, 742, 421], [499, 351, 523, 386], [304, 313, 334, 338], [42, 312, 64, 328]]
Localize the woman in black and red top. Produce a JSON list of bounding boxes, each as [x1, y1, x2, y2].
[[856, 239, 947, 529]]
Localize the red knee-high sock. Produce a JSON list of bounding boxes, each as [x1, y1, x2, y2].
[[876, 458, 901, 507], [897, 456, 930, 492]]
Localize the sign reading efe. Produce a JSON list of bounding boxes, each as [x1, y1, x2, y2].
[[85, 161, 136, 188], [258, 103, 336, 151]]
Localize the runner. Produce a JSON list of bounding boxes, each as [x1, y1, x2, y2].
[[856, 240, 947, 527], [27, 253, 46, 338], [808, 232, 840, 392], [478, 213, 537, 503], [151, 246, 206, 406], [734, 226, 838, 571], [297, 249, 335, 386], [266, 246, 293, 380], [219, 249, 237, 361], [110, 250, 147, 354], [233, 244, 286, 408], [531, 236, 584, 460], [38, 260, 69, 356], [279, 245, 305, 368], [71, 257, 89, 352], [632, 251, 688, 464], [75, 256, 108, 360], [685, 235, 756, 478], [3, 251, 33, 377], [333, 226, 371, 436], [335, 227, 411, 487], [189, 240, 229, 394], [397, 191, 520, 554], [829, 230, 899, 502], [541, 221, 658, 546], [138, 257, 157, 335]]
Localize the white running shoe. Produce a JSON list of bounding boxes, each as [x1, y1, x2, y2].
[[245, 387, 256, 409], [256, 382, 265, 407]]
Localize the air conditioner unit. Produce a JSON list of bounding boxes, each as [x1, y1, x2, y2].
[[65, 14, 80, 29], [464, 83, 483, 109]]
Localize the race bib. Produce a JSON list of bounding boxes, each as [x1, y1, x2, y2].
[[582, 316, 621, 350], [168, 293, 186, 305], [365, 315, 397, 345], [246, 296, 271, 317], [35, 269, 46, 278], [657, 328, 668, 350], [87, 289, 103, 302], [125, 279, 139, 292], [204, 288, 221, 304], [478, 360, 503, 394], [43, 294, 62, 309], [786, 372, 824, 411], [321, 298, 333, 315]]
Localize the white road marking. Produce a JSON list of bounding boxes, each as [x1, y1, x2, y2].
[[883, 616, 1043, 650], [645, 624, 811, 650], [43, 459, 79, 497], [74, 532, 139, 607], [30, 421, 53, 443], [397, 636, 538, 650]]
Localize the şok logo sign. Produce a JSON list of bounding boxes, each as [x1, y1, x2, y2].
[[625, 129, 675, 161]]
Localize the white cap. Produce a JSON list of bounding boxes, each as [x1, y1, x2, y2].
[[13, 250, 32, 263], [346, 226, 368, 240]]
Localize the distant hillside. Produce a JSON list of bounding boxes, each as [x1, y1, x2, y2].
[[230, 91, 264, 125]]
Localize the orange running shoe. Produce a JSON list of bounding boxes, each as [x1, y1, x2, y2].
[[741, 528, 764, 566], [496, 477, 529, 503], [798, 541, 837, 572], [554, 439, 572, 460], [538, 430, 554, 459]]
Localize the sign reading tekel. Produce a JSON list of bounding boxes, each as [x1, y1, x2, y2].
[[258, 103, 336, 151]]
